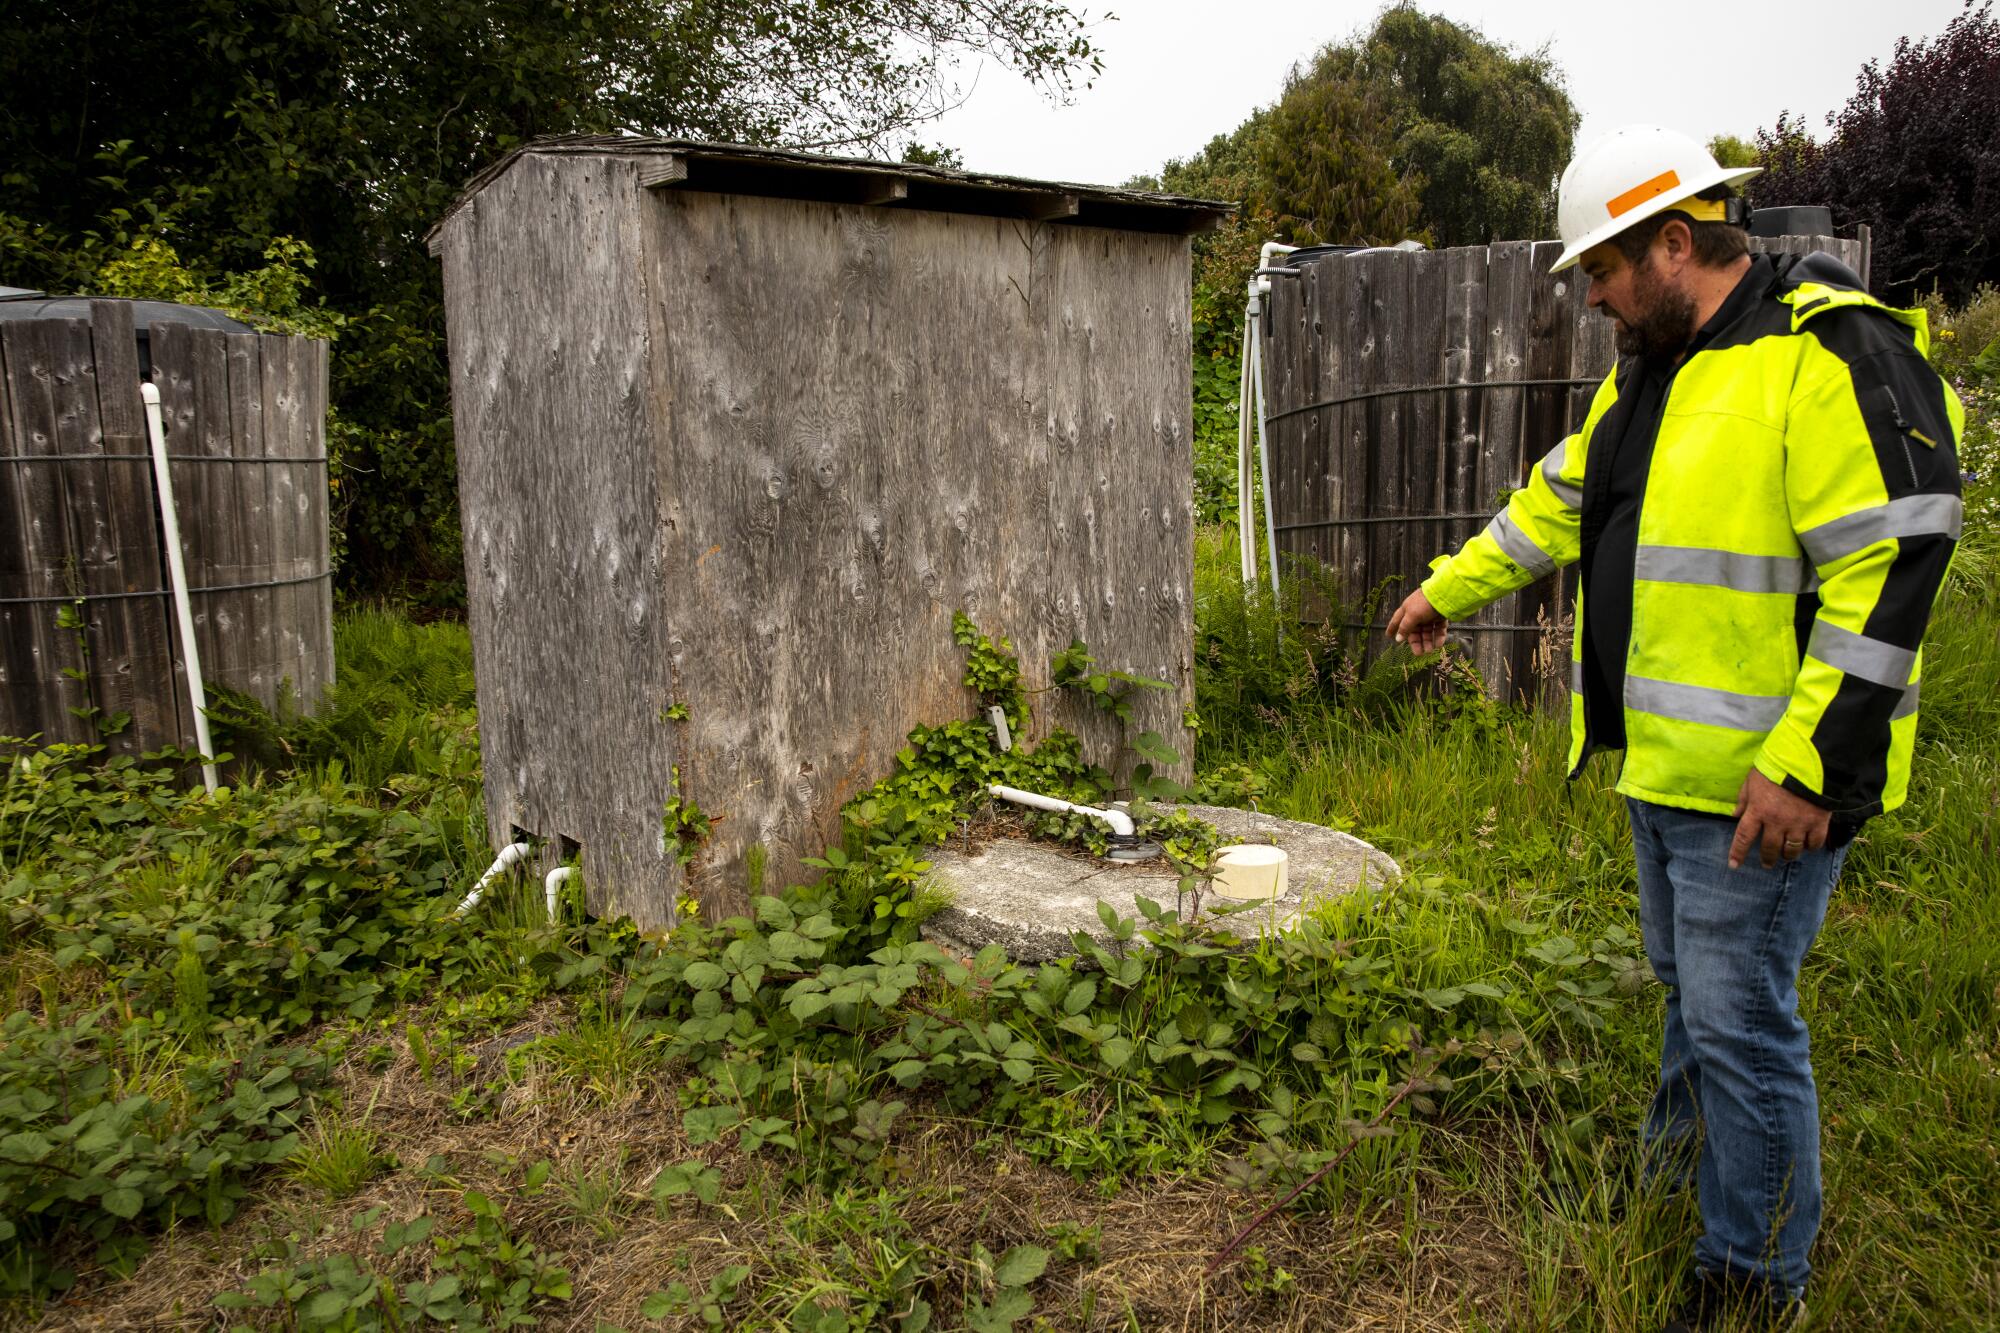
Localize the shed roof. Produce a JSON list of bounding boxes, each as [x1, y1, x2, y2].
[[427, 135, 1233, 251]]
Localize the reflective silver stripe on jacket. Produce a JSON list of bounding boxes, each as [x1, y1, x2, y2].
[[1893, 680, 1921, 720], [1633, 545, 1818, 595], [1808, 621, 1918, 688], [1570, 659, 1583, 694], [1488, 509, 1558, 578], [1798, 493, 1964, 567], [1625, 675, 1790, 732], [1538, 439, 1583, 510]]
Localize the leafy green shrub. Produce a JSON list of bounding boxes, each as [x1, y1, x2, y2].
[[0, 1009, 319, 1293], [216, 1193, 571, 1329]]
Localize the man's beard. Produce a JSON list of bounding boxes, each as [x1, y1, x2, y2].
[[1613, 256, 1699, 360]]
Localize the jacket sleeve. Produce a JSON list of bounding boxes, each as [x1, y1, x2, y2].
[[1753, 328, 1964, 818], [1418, 376, 1613, 620]]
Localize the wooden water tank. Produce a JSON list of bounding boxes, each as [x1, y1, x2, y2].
[[430, 136, 1231, 927], [1261, 231, 1871, 702], [0, 298, 334, 757]]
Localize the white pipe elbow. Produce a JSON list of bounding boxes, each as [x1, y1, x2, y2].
[[544, 865, 577, 921], [455, 840, 533, 916]]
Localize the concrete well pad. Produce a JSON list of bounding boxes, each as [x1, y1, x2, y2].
[[920, 804, 1401, 963]]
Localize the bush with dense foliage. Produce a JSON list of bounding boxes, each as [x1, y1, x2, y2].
[[1753, 0, 2000, 305]]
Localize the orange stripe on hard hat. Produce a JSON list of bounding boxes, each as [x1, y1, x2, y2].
[[1607, 169, 1682, 218]]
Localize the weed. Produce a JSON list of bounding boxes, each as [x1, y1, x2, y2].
[[289, 1108, 390, 1200], [552, 1151, 630, 1240]]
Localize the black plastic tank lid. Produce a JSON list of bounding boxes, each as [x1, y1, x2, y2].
[[0, 295, 256, 379], [0, 294, 254, 334], [1748, 206, 1835, 239]]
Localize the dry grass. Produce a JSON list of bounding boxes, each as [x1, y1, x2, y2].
[[29, 1000, 1543, 1332]]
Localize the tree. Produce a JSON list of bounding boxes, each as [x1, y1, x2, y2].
[[1753, 1, 2000, 305], [1707, 134, 1761, 169], [1325, 7, 1577, 247], [0, 0, 1100, 597], [1252, 68, 1422, 247]]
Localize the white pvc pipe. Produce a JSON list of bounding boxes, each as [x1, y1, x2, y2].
[[988, 783, 1135, 837], [1256, 242, 1299, 294], [544, 865, 576, 921], [1238, 297, 1258, 586], [1250, 325, 1282, 605], [455, 841, 532, 915], [142, 382, 217, 793]]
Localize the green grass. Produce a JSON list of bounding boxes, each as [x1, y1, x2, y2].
[[5, 501, 1993, 1328], [1187, 517, 2000, 1328], [290, 1110, 390, 1200]]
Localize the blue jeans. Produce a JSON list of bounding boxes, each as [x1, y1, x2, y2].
[[1628, 798, 1846, 1299]]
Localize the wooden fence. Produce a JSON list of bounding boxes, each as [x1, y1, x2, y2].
[[1262, 232, 1871, 701], [0, 301, 334, 758]]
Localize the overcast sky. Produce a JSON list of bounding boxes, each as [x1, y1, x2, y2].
[[926, 0, 1969, 189]]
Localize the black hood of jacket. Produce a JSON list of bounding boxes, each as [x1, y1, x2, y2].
[[1768, 249, 1868, 295]]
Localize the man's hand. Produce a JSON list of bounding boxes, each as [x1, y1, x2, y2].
[[1385, 588, 1449, 655], [1728, 768, 1832, 870]]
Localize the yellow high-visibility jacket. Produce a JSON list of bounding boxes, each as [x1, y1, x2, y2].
[[1421, 253, 1964, 821]]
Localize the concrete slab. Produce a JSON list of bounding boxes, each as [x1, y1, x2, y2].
[[921, 804, 1400, 963]]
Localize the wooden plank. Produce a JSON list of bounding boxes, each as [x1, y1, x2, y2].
[[0, 320, 27, 743], [1292, 257, 1335, 582], [1401, 249, 1448, 646], [1295, 256, 1340, 581], [259, 332, 302, 717], [0, 320, 93, 744], [1473, 240, 1534, 698], [185, 329, 235, 705], [1334, 252, 1376, 619], [303, 336, 335, 707], [223, 331, 275, 709], [1262, 259, 1307, 594], [89, 300, 179, 754], [1512, 239, 1572, 701], [147, 320, 205, 751], [44, 316, 124, 747], [1439, 243, 1490, 610], [1367, 250, 1416, 649]]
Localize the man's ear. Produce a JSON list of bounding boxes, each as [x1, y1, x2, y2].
[[1655, 216, 1696, 273]]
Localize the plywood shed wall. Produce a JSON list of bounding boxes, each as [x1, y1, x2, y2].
[[0, 299, 334, 757], [431, 136, 1229, 929], [1261, 231, 1871, 703]]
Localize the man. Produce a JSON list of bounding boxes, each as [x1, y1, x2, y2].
[[1385, 125, 1963, 1330]]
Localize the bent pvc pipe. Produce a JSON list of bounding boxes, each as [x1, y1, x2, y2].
[[987, 783, 1135, 837], [544, 865, 576, 921], [455, 841, 533, 916]]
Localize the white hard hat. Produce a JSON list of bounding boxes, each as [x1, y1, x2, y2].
[[1551, 125, 1760, 273]]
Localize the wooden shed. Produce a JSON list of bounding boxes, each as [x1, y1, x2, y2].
[[0, 297, 334, 757], [428, 136, 1229, 928], [1260, 230, 1871, 703]]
